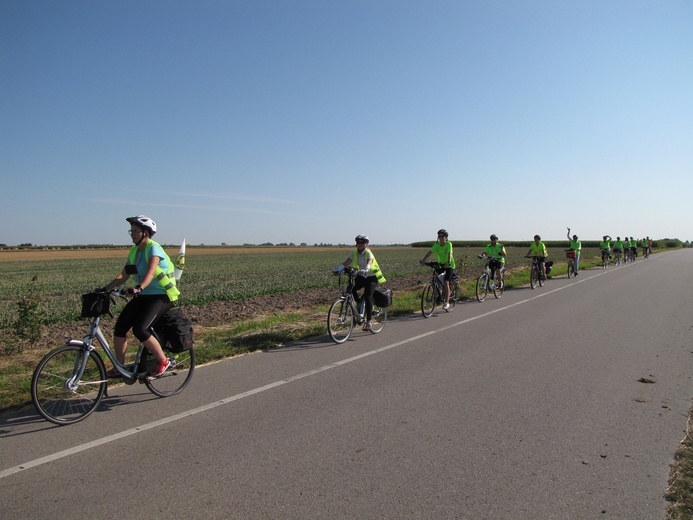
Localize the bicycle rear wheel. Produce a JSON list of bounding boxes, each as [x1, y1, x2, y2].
[[476, 274, 488, 302], [369, 306, 387, 333], [492, 271, 504, 298], [421, 284, 436, 317], [144, 347, 195, 397], [328, 298, 354, 343], [32, 345, 106, 425], [448, 279, 458, 310]]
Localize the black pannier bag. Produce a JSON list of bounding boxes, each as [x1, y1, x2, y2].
[[545, 260, 554, 275], [154, 307, 194, 352], [81, 292, 111, 317], [373, 287, 393, 308]]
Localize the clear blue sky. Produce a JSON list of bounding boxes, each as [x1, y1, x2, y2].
[[2, 0, 691, 246]]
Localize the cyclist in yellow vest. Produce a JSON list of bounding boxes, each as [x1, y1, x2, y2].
[[612, 236, 625, 265], [103, 215, 179, 378], [420, 229, 456, 310], [629, 236, 638, 260], [526, 234, 548, 279], [599, 235, 612, 268], [335, 234, 386, 331], [566, 227, 581, 275], [640, 238, 649, 258], [480, 234, 506, 288]]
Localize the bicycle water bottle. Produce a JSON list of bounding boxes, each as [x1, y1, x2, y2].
[[437, 272, 445, 286], [358, 299, 365, 318]]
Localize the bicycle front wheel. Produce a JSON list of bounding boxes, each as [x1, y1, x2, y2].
[[421, 284, 436, 317], [476, 274, 488, 302], [567, 260, 574, 279], [32, 345, 106, 425], [144, 347, 196, 397], [530, 266, 538, 289], [328, 298, 355, 343], [369, 306, 387, 333]]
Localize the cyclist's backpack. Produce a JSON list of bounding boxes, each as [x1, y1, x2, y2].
[[154, 308, 194, 353], [373, 287, 393, 308]]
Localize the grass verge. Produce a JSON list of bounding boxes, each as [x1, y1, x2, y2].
[[666, 407, 693, 519]]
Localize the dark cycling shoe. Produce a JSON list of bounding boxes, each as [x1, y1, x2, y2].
[[106, 367, 121, 379]]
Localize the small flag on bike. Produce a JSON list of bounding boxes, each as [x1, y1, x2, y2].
[[174, 239, 186, 281]]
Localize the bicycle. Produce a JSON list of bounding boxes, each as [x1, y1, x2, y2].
[[475, 255, 504, 302], [601, 249, 610, 269], [421, 262, 459, 317], [31, 290, 195, 425], [525, 256, 545, 289], [327, 266, 387, 343], [565, 250, 577, 278], [612, 248, 622, 266]]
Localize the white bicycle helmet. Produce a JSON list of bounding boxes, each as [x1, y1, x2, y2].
[[355, 234, 369, 243], [126, 215, 157, 236]]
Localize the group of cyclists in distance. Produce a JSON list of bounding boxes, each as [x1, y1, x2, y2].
[[598, 234, 653, 268], [106, 215, 654, 358], [334, 227, 654, 323]]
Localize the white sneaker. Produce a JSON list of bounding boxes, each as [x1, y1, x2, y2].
[[443, 302, 450, 310]]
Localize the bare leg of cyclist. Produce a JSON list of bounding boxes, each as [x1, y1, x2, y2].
[[114, 336, 128, 364], [142, 336, 168, 364]]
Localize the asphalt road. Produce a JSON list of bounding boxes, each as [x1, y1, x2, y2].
[[1, 250, 692, 519]]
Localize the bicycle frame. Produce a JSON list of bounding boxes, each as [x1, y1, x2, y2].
[[327, 266, 386, 343], [527, 256, 544, 289], [601, 249, 610, 269], [70, 316, 150, 385], [421, 262, 457, 316], [32, 290, 196, 425], [337, 268, 364, 320]]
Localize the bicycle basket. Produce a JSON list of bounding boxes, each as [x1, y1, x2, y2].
[[565, 251, 576, 259], [81, 292, 111, 317]]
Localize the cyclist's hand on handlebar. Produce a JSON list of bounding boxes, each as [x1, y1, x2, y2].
[[125, 286, 143, 297]]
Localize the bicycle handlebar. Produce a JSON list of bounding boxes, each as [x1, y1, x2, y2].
[[424, 261, 449, 268]]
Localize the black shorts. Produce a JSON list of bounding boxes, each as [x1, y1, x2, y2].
[[114, 294, 173, 342], [488, 258, 504, 271], [435, 266, 455, 281]]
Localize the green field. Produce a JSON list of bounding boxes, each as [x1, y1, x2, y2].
[[0, 245, 606, 329]]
